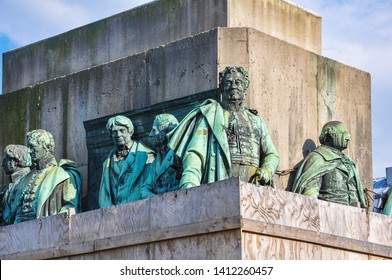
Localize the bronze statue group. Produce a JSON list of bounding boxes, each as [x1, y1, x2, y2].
[[1, 66, 390, 226]]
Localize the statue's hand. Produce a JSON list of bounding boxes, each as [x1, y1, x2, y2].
[[251, 168, 273, 186]]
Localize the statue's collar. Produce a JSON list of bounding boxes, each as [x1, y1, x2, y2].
[[115, 141, 134, 160], [317, 145, 345, 160], [10, 167, 31, 183]]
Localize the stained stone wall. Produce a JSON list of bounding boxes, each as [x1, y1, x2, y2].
[[2, 0, 321, 93]]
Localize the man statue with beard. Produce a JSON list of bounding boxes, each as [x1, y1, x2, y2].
[[168, 66, 280, 188], [292, 121, 367, 208], [142, 113, 182, 198]]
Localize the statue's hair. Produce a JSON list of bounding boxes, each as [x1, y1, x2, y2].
[[154, 113, 179, 133], [218, 66, 250, 92], [3, 144, 32, 168], [106, 115, 134, 135], [319, 121, 344, 145], [26, 129, 55, 154]]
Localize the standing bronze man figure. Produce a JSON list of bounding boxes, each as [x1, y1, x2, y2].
[[168, 66, 280, 188]]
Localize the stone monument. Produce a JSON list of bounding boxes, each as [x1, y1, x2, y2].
[[0, 0, 384, 260]]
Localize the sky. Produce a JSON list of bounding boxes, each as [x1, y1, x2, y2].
[[0, 0, 391, 179]]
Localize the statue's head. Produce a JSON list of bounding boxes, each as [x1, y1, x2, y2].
[[149, 113, 179, 149], [2, 144, 32, 175], [106, 115, 134, 148], [26, 129, 55, 163], [219, 66, 250, 104], [319, 121, 351, 151]]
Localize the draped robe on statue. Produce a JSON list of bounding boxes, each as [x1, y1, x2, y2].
[[292, 145, 367, 208], [14, 158, 81, 223], [167, 99, 279, 188]]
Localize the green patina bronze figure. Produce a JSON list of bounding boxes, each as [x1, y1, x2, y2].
[[1, 145, 32, 225], [168, 66, 280, 188], [141, 113, 182, 198], [99, 115, 155, 208], [14, 129, 82, 223], [292, 121, 367, 208]]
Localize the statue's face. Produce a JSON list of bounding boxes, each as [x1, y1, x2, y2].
[[2, 155, 16, 175], [331, 124, 351, 151], [149, 119, 168, 149], [111, 125, 132, 147], [28, 140, 47, 163], [222, 71, 246, 103]]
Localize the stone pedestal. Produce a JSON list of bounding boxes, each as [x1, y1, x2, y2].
[[1, 179, 390, 260]]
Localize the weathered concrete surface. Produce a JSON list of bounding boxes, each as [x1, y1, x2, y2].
[[0, 179, 390, 260], [0, 27, 371, 210], [228, 0, 321, 55], [2, 0, 321, 93]]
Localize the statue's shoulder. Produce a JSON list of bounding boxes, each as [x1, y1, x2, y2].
[[245, 108, 265, 126], [199, 98, 220, 111], [201, 98, 219, 106], [58, 159, 81, 178], [59, 159, 78, 169], [313, 145, 343, 161]]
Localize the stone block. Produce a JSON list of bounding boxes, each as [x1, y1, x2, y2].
[[1, 180, 390, 260], [2, 0, 321, 93]]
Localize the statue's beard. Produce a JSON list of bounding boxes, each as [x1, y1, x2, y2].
[[221, 92, 246, 111]]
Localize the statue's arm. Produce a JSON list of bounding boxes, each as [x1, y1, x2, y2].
[[141, 163, 156, 199], [258, 118, 280, 183], [59, 179, 77, 213], [292, 152, 324, 196], [302, 177, 322, 198]]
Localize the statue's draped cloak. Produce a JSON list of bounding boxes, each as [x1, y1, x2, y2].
[[168, 99, 231, 187], [167, 99, 279, 188], [292, 145, 367, 208], [35, 163, 77, 218]]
